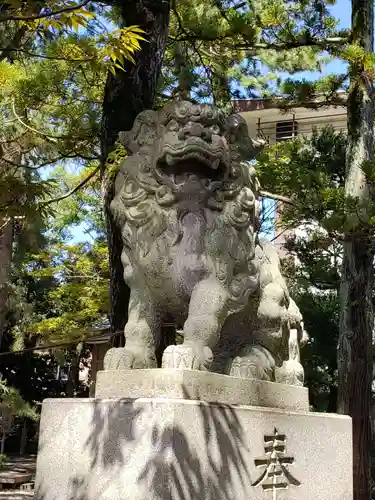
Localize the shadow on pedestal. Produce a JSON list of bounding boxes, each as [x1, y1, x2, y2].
[[34, 387, 253, 500]]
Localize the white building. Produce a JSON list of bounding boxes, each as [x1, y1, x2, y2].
[[236, 98, 347, 256], [235, 97, 346, 144]]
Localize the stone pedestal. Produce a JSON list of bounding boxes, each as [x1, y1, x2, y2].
[[34, 370, 352, 500]]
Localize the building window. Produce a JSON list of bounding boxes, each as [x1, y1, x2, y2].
[[276, 120, 298, 142]]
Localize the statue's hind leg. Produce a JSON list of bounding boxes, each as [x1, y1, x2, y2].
[[104, 287, 160, 370], [162, 278, 229, 370]]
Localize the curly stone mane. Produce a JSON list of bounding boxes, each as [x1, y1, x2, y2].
[[104, 101, 307, 384], [110, 100, 264, 309]]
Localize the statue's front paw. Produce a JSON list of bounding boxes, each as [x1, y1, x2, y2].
[[275, 360, 304, 387], [103, 347, 134, 370], [103, 345, 157, 370], [228, 345, 275, 381], [161, 344, 213, 370]]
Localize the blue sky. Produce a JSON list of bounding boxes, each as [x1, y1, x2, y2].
[[282, 0, 350, 81], [69, 1, 352, 244]]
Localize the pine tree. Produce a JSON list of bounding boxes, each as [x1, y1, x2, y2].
[[337, 0, 374, 498]]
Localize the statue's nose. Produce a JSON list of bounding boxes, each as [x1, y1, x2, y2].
[[178, 122, 212, 142]]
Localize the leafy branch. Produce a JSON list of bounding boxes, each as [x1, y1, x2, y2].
[[0, 0, 92, 22], [41, 166, 100, 206], [1, 47, 92, 62]]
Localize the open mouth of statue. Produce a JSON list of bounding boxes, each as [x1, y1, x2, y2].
[[161, 142, 227, 171]]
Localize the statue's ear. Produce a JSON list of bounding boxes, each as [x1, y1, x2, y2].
[[226, 113, 266, 160], [119, 109, 161, 155]]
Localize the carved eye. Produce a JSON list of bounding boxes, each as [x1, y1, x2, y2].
[[168, 119, 179, 131], [211, 124, 220, 135]]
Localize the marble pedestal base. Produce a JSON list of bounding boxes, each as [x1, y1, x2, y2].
[[34, 371, 352, 500]]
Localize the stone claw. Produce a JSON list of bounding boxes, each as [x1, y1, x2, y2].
[[275, 360, 304, 387], [103, 345, 157, 370], [161, 344, 213, 370], [227, 345, 275, 381]]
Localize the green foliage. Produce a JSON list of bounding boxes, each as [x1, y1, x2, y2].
[[159, 0, 344, 105], [101, 26, 146, 74], [0, 1, 145, 70], [256, 127, 375, 413], [258, 125, 375, 244], [105, 141, 127, 180], [256, 128, 349, 410], [0, 454, 8, 470], [45, 165, 105, 240], [0, 378, 38, 420], [257, 127, 347, 234], [13, 239, 109, 347], [0, 0, 144, 233], [299, 290, 339, 411]]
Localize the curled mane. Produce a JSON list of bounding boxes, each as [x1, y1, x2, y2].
[[111, 102, 262, 234]]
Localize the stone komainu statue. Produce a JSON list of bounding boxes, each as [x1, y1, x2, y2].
[[104, 100, 307, 386]]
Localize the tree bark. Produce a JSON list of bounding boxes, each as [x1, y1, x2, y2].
[[0, 7, 28, 352], [100, 0, 170, 345], [337, 1, 374, 499], [66, 347, 80, 398], [0, 221, 13, 350], [19, 419, 27, 455], [0, 148, 18, 351]]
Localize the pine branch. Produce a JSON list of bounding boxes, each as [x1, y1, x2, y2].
[[172, 34, 347, 52], [238, 37, 346, 51], [213, 0, 231, 24], [278, 96, 348, 110], [11, 99, 58, 143], [0, 218, 12, 233], [271, 225, 291, 242], [41, 166, 100, 206], [11, 98, 96, 145], [232, 1, 247, 9], [2, 153, 98, 170], [0, 0, 91, 22], [259, 189, 294, 205]]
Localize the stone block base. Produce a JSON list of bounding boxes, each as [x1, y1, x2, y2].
[[34, 397, 352, 500], [95, 369, 309, 411]]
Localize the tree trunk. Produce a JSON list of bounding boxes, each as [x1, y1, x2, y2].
[[19, 419, 27, 455], [326, 384, 338, 413], [66, 348, 79, 398], [0, 219, 13, 351], [1, 427, 5, 455], [100, 0, 170, 345], [0, 17, 28, 352], [337, 1, 374, 499]]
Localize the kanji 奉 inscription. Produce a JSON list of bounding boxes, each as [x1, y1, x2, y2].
[[252, 428, 301, 499]]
